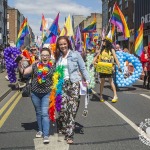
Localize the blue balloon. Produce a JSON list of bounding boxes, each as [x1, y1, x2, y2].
[[115, 51, 142, 87]]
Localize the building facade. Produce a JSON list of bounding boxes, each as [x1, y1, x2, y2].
[[79, 13, 102, 36], [0, 0, 7, 46], [135, 0, 150, 46], [102, 0, 108, 28], [7, 7, 33, 47], [72, 15, 86, 33], [7, 7, 21, 46], [108, 0, 134, 51]]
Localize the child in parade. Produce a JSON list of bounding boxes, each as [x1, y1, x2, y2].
[[55, 36, 90, 144], [18, 48, 55, 144], [93, 39, 121, 103]]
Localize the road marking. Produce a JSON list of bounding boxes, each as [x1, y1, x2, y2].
[[92, 89, 149, 137], [140, 94, 150, 100], [0, 93, 22, 128], [104, 101, 141, 134], [0, 91, 20, 116], [34, 133, 69, 150]]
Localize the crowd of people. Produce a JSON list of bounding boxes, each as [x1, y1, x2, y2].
[[3, 35, 150, 144]]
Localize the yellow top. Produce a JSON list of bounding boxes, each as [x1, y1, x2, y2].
[[98, 49, 113, 63]]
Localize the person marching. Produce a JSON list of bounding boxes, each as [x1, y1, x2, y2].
[[140, 47, 150, 89], [93, 35, 121, 103], [55, 36, 90, 144], [18, 47, 55, 144]]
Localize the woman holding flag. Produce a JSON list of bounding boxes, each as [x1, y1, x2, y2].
[[55, 36, 90, 144]]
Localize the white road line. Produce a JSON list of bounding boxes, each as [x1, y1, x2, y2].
[[140, 94, 150, 100], [92, 89, 149, 137], [104, 101, 141, 134]]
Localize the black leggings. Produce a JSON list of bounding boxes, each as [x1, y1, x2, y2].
[[143, 71, 150, 86]]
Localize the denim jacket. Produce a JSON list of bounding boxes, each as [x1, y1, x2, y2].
[[57, 50, 90, 83]]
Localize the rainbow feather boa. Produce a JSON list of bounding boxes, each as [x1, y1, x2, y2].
[[49, 65, 65, 122], [37, 61, 53, 84]]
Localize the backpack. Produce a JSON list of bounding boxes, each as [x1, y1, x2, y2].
[[96, 49, 114, 74]]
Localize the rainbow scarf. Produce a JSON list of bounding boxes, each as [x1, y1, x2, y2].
[[49, 65, 65, 122], [37, 61, 53, 84]]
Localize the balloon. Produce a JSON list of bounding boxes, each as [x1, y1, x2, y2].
[[4, 47, 21, 83], [115, 51, 142, 87]]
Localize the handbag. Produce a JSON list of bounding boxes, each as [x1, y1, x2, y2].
[[96, 62, 113, 74], [22, 79, 31, 97]]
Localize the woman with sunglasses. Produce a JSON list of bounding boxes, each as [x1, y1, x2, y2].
[[55, 36, 90, 144], [18, 47, 55, 144]]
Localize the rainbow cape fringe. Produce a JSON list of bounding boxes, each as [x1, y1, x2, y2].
[[49, 65, 65, 122]]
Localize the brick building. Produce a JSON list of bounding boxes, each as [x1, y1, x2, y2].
[[0, 0, 7, 46], [7, 7, 21, 46], [7, 7, 34, 47], [72, 15, 86, 33], [79, 13, 102, 36]]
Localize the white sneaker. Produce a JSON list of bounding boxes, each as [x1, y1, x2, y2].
[[43, 136, 49, 144], [36, 131, 43, 138], [5, 75, 9, 81], [18, 82, 26, 88]]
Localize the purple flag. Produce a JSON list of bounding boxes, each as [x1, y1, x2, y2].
[[75, 26, 82, 53]]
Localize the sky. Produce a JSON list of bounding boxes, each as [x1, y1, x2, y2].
[[8, 0, 102, 36]]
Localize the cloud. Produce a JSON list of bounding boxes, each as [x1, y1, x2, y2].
[[9, 0, 101, 36]]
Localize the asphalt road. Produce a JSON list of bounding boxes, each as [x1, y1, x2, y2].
[[1, 80, 150, 150]]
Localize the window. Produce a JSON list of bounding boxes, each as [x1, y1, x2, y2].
[[0, 12, 2, 21], [125, 15, 128, 22], [0, 0, 2, 6], [109, 7, 111, 12], [7, 13, 9, 19], [7, 21, 9, 29], [125, 0, 128, 8], [119, 0, 122, 5]]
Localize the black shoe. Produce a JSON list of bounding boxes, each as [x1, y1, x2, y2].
[[143, 83, 146, 88], [147, 84, 150, 89]]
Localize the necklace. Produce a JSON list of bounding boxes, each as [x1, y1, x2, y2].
[[37, 61, 53, 84]]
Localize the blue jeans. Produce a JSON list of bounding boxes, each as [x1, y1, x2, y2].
[[31, 92, 50, 137]]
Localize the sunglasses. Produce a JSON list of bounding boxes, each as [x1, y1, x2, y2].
[[41, 54, 50, 57]]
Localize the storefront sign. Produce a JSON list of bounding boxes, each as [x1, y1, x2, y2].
[[141, 13, 150, 24]]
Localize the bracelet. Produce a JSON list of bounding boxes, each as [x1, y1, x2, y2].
[[22, 68, 25, 75]]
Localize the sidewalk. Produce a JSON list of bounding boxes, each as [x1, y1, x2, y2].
[[0, 71, 12, 102]]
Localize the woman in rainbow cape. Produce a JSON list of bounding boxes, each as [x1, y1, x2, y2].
[[51, 36, 90, 144], [18, 47, 55, 144]]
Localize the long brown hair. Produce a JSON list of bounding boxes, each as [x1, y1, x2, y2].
[[55, 36, 72, 61]]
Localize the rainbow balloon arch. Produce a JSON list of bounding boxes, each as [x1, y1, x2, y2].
[[115, 51, 143, 87]]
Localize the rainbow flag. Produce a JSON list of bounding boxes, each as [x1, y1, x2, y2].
[[43, 13, 59, 44], [40, 14, 47, 31], [82, 18, 96, 33], [16, 18, 29, 48], [135, 23, 144, 56], [110, 3, 130, 38]]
